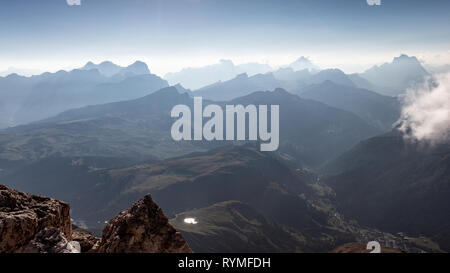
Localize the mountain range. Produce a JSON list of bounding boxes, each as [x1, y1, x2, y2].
[[187, 54, 430, 100], [323, 131, 450, 251], [0, 54, 429, 129], [191, 68, 402, 103], [0, 61, 168, 128], [1, 144, 440, 252], [0, 54, 447, 253], [164, 56, 320, 91], [359, 54, 430, 96], [192, 68, 360, 101], [81, 61, 151, 77], [287, 56, 320, 72], [0, 87, 380, 172], [297, 81, 401, 131], [164, 59, 273, 90]]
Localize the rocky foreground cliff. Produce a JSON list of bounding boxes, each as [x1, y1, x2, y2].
[[0, 185, 72, 252], [0, 185, 192, 253]]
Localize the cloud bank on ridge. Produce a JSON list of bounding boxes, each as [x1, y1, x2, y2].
[[399, 72, 450, 144]]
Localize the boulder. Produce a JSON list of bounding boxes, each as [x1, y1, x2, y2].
[[72, 225, 100, 253], [24, 227, 80, 253]]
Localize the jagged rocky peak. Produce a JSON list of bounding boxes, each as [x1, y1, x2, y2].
[[96, 194, 192, 253], [0, 184, 72, 253]]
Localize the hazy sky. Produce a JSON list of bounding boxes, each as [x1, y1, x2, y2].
[[1, 0, 449, 76]]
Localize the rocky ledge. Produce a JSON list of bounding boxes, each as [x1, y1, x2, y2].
[[0, 185, 71, 253], [0, 185, 191, 253]]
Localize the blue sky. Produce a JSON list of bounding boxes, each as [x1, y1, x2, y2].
[[1, 0, 449, 75]]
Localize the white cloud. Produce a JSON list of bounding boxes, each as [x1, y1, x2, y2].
[[398, 72, 450, 144], [66, 0, 81, 6], [366, 0, 381, 6]]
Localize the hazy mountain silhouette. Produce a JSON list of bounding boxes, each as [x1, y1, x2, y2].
[[287, 56, 319, 72], [0, 62, 168, 128], [0, 87, 379, 173], [348, 73, 383, 91], [306, 69, 356, 87], [173, 83, 194, 96], [0, 87, 207, 167], [229, 88, 380, 166], [0, 67, 41, 77], [323, 131, 450, 251], [272, 67, 311, 82], [81, 60, 150, 77], [298, 81, 401, 131], [164, 60, 272, 90], [360, 54, 430, 96], [193, 68, 359, 101], [194, 72, 281, 101]]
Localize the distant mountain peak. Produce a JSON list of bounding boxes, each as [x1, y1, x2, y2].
[[367, 54, 425, 71], [318, 68, 345, 75], [5, 73, 23, 79], [130, 60, 146, 65], [273, 87, 289, 94], [144, 86, 183, 100], [395, 53, 413, 59], [80, 60, 150, 77], [164, 59, 272, 90], [295, 56, 310, 62], [99, 61, 115, 65], [360, 54, 429, 95], [289, 56, 319, 72], [392, 54, 420, 64], [80, 61, 122, 77], [125, 61, 150, 74], [173, 83, 193, 96]]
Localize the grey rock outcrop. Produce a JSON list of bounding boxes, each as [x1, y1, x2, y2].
[[72, 225, 100, 252], [24, 227, 80, 253]]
